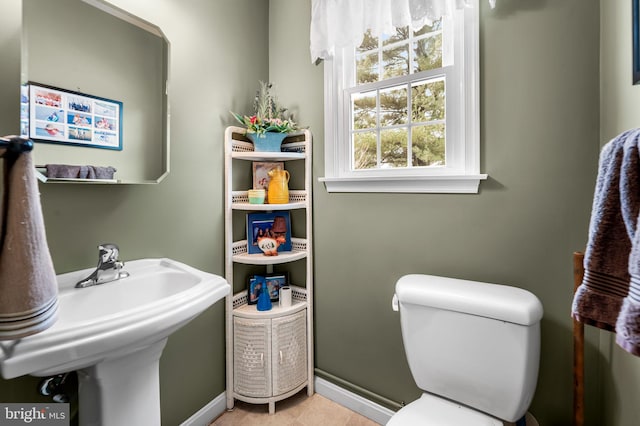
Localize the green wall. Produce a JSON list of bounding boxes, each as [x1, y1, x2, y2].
[[4, 0, 633, 425], [0, 0, 20, 136], [269, 0, 601, 425], [600, 1, 640, 425], [0, 0, 268, 425]]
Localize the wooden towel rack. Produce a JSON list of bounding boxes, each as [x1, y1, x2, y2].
[[573, 251, 585, 426]]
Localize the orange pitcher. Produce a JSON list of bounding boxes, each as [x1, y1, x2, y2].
[[267, 167, 290, 204]]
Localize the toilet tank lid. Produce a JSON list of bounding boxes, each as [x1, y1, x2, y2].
[[395, 274, 543, 325]]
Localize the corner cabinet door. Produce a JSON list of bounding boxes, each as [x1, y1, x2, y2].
[[233, 317, 272, 398], [272, 310, 307, 396]]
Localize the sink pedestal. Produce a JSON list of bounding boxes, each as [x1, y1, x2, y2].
[[77, 339, 167, 426]]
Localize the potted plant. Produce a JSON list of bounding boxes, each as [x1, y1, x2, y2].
[[231, 81, 298, 152]]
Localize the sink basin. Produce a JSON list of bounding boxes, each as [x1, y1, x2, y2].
[[0, 258, 230, 425]]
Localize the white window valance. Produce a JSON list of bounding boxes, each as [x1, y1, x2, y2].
[[310, 0, 495, 63]]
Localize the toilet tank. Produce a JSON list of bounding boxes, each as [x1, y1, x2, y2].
[[394, 274, 543, 423]]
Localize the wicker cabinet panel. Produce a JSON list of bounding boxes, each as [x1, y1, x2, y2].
[[233, 317, 271, 398], [272, 310, 307, 396]]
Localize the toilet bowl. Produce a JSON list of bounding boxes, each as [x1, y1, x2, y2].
[[389, 274, 543, 425]]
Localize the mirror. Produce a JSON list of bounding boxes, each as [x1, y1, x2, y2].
[[22, 0, 170, 184]]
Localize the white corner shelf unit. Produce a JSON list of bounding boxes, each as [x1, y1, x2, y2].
[[224, 126, 313, 414]]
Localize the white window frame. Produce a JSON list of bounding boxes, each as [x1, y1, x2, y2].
[[319, 2, 487, 194]]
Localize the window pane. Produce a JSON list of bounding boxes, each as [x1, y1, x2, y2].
[[353, 132, 377, 170], [352, 91, 377, 130], [413, 34, 442, 72], [358, 30, 378, 52], [380, 86, 407, 127], [357, 52, 379, 84], [383, 44, 409, 79], [383, 26, 409, 46], [350, 20, 450, 173], [413, 19, 442, 36], [412, 124, 445, 167], [412, 79, 445, 123], [381, 128, 408, 168]]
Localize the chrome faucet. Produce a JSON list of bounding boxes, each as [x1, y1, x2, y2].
[[75, 243, 129, 288]]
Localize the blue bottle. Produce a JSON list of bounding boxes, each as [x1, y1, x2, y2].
[[257, 279, 272, 311]]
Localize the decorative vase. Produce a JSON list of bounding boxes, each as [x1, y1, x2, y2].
[[246, 132, 288, 152], [267, 168, 290, 204], [257, 285, 272, 311]]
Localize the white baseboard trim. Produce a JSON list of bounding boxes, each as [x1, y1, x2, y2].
[[181, 378, 396, 426], [180, 391, 227, 426], [314, 376, 395, 425]]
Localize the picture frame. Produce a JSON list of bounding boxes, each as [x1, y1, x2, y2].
[[247, 212, 292, 255], [252, 161, 284, 190], [26, 82, 123, 150], [247, 275, 267, 305], [265, 272, 289, 302], [634, 0, 640, 84], [248, 272, 288, 303]]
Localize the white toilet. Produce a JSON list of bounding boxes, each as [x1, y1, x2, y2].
[[389, 274, 543, 425]]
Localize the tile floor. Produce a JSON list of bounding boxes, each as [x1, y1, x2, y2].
[[210, 391, 539, 425], [210, 390, 381, 426]]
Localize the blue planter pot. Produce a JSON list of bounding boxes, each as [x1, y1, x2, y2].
[[246, 132, 288, 152]]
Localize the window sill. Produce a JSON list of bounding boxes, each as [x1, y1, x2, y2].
[[318, 174, 488, 194]]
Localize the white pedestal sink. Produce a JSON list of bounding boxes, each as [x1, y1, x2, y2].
[[0, 258, 230, 426]]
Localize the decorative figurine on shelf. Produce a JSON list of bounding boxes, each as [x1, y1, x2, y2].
[[257, 282, 273, 311], [257, 235, 284, 256], [255, 214, 288, 256]]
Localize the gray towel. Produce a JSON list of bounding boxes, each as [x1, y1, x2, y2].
[[0, 147, 58, 339], [616, 132, 640, 355], [46, 164, 116, 180], [572, 129, 638, 331]]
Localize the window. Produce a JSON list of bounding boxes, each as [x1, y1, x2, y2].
[[319, 2, 486, 193]]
